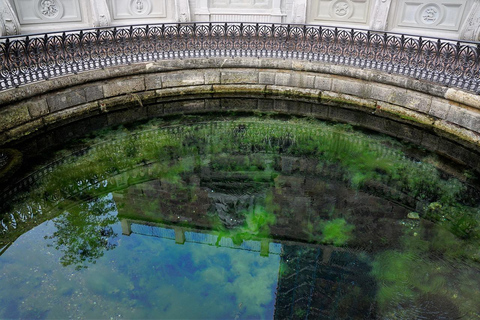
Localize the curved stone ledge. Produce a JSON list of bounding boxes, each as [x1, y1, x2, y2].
[[1, 57, 479, 167]]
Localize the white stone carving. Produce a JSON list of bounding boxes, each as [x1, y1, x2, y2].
[[198, 0, 284, 22], [39, 0, 61, 18], [392, 1, 466, 32], [332, 0, 351, 18], [308, 0, 372, 25], [2, 0, 479, 41], [110, 0, 167, 20], [370, 0, 392, 30], [130, 0, 151, 15], [14, 0, 82, 24], [421, 6, 438, 24], [208, 0, 272, 9], [289, 0, 307, 24], [175, 0, 191, 22], [0, 0, 21, 35], [89, 0, 111, 27], [460, 0, 480, 41]]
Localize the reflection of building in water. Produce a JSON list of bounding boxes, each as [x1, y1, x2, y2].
[[110, 154, 381, 318], [274, 245, 376, 319], [118, 216, 377, 319]]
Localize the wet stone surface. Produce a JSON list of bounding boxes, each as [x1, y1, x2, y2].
[[0, 150, 9, 171]]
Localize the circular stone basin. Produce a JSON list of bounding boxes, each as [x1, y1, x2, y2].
[[1, 108, 480, 319]]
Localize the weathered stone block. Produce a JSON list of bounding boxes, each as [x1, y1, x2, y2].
[[161, 71, 205, 88], [204, 70, 221, 84], [328, 107, 368, 127], [405, 78, 447, 97], [385, 120, 424, 143], [155, 85, 213, 101], [107, 107, 148, 126], [6, 119, 43, 141], [445, 88, 480, 110], [221, 70, 258, 84], [321, 91, 376, 109], [274, 100, 311, 115], [299, 74, 315, 89], [99, 95, 139, 112], [275, 73, 291, 86], [47, 88, 87, 112], [434, 120, 480, 148], [0, 105, 31, 131], [259, 72, 276, 85], [359, 114, 387, 133], [404, 91, 432, 114], [332, 78, 372, 99], [258, 99, 274, 111], [447, 105, 480, 133], [164, 100, 206, 115], [85, 85, 104, 102], [147, 103, 164, 117], [420, 132, 439, 152], [436, 139, 470, 165], [25, 98, 49, 118], [221, 98, 258, 111], [205, 99, 221, 111], [369, 84, 407, 106], [103, 76, 145, 97], [314, 75, 332, 91], [145, 74, 163, 90], [266, 85, 321, 100], [429, 98, 452, 120], [212, 84, 266, 96], [44, 102, 100, 127], [273, 100, 289, 113], [311, 103, 329, 118], [376, 101, 433, 126]]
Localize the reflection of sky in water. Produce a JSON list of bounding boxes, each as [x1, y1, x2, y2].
[[0, 200, 280, 319]]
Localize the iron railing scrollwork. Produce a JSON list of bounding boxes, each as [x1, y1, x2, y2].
[[0, 22, 479, 93]]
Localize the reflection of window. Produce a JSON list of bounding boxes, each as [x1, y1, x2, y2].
[[209, 0, 272, 9]]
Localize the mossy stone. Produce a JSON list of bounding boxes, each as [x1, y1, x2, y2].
[[0, 149, 23, 182]]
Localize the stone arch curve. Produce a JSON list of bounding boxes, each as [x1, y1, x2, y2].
[[1, 57, 480, 170]]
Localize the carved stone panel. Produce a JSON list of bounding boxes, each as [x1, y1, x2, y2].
[[13, 0, 82, 24], [307, 0, 373, 25], [208, 0, 273, 9], [109, 0, 167, 20], [201, 0, 283, 22], [392, 0, 468, 31], [0, 0, 21, 35]]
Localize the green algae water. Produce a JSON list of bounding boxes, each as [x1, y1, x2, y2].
[[1, 115, 480, 319]]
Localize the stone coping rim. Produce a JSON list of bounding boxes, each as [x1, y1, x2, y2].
[[1, 57, 477, 109]]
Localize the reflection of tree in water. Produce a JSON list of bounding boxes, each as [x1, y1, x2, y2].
[[44, 196, 118, 270]]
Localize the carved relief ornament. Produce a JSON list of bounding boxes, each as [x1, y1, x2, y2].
[[0, 0, 20, 35]]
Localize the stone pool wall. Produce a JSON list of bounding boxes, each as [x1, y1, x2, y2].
[[1, 57, 479, 164]]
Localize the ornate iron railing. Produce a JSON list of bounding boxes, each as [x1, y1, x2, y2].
[[0, 22, 479, 93]]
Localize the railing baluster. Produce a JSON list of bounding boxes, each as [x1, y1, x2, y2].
[[0, 22, 478, 94]]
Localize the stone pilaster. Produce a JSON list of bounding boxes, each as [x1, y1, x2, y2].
[[290, 0, 307, 24], [0, 0, 20, 36], [175, 0, 191, 22], [460, 0, 480, 41], [370, 0, 392, 31], [194, 0, 210, 21], [89, 0, 111, 27]]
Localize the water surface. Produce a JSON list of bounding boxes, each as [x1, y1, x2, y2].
[[1, 116, 480, 319]]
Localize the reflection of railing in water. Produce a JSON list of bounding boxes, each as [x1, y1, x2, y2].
[[121, 218, 282, 257], [0, 22, 479, 93]]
